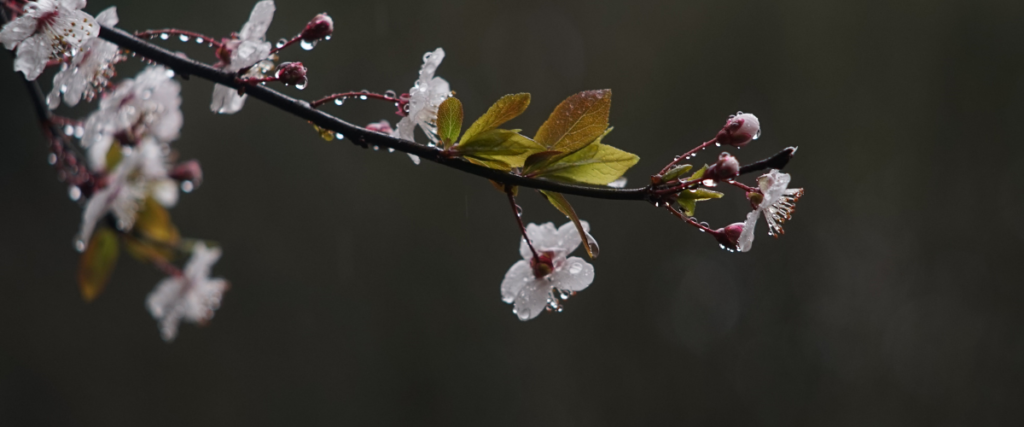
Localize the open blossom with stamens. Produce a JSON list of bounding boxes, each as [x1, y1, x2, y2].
[[395, 48, 450, 146], [0, 0, 97, 80], [211, 0, 275, 114], [736, 169, 804, 252], [77, 137, 179, 246], [46, 6, 120, 108], [82, 65, 182, 170], [146, 242, 229, 342], [501, 221, 596, 321]]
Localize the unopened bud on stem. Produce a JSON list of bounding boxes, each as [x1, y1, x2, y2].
[[301, 13, 334, 41], [713, 222, 745, 249], [704, 152, 740, 181], [170, 160, 203, 186], [716, 112, 760, 147], [275, 62, 307, 87]]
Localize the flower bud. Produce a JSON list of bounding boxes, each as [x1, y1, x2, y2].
[[170, 160, 203, 186], [716, 112, 760, 147], [704, 152, 740, 181], [301, 13, 334, 41], [713, 222, 745, 249], [275, 62, 308, 87]]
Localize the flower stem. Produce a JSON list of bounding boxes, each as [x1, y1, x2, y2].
[[134, 29, 223, 48], [657, 138, 717, 176], [269, 35, 301, 54], [506, 187, 539, 261], [309, 91, 406, 109], [664, 204, 717, 234]]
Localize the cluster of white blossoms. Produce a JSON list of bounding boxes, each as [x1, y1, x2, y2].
[[736, 169, 805, 252], [501, 222, 596, 321], [45, 6, 120, 108], [210, 0, 275, 114]]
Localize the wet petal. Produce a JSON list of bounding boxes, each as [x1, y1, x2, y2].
[[737, 209, 759, 252], [210, 83, 247, 114], [514, 279, 551, 321], [550, 256, 594, 292], [521, 222, 558, 260], [14, 36, 49, 81], [239, 0, 276, 41], [0, 13, 38, 49], [500, 260, 532, 303]]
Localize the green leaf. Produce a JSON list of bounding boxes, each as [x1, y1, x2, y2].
[[534, 89, 612, 152], [539, 190, 600, 259], [77, 227, 119, 302], [662, 164, 694, 181], [460, 93, 530, 144], [436, 97, 463, 146], [676, 188, 724, 216], [529, 142, 639, 186], [312, 124, 335, 141], [685, 165, 708, 182], [134, 197, 180, 247], [456, 129, 546, 169]]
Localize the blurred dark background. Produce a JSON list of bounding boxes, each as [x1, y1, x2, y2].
[[2, 0, 1024, 425]]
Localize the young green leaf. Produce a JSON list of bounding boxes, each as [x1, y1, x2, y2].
[[539, 190, 600, 259], [134, 197, 180, 247], [77, 227, 119, 302], [685, 165, 708, 182], [662, 164, 694, 182], [456, 129, 546, 169], [534, 89, 612, 152], [529, 142, 639, 186], [676, 188, 724, 216], [460, 93, 530, 144], [436, 97, 464, 146]]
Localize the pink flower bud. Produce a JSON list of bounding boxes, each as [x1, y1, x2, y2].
[[713, 222, 745, 249], [301, 13, 334, 41], [275, 62, 308, 87], [704, 152, 740, 181], [716, 112, 760, 147], [170, 160, 203, 186]]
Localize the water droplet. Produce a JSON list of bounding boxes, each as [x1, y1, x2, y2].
[[334, 98, 345, 106], [359, 95, 368, 100], [181, 181, 194, 193], [47, 153, 57, 165], [373, 145, 379, 151], [74, 238, 86, 252], [165, 69, 175, 78], [68, 185, 81, 201], [64, 125, 74, 135], [276, 38, 288, 48], [178, 34, 189, 42], [195, 37, 204, 44], [384, 90, 396, 98], [335, 133, 344, 140], [159, 33, 169, 40], [702, 179, 717, 187], [720, 244, 726, 250], [715, 142, 721, 147], [294, 81, 307, 90], [753, 128, 762, 140], [299, 39, 316, 50], [324, 35, 331, 41], [568, 262, 583, 275], [387, 148, 394, 153], [700, 221, 710, 228], [515, 206, 523, 215], [60, 84, 68, 93]]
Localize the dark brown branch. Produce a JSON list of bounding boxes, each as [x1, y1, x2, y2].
[[7, 22, 790, 202]]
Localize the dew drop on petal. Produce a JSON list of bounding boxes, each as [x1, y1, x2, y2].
[[165, 69, 175, 78], [753, 128, 762, 140], [64, 125, 74, 136], [68, 185, 81, 201], [179, 34, 189, 42], [181, 181, 194, 193], [568, 262, 583, 275]]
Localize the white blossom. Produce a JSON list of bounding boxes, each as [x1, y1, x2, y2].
[[46, 6, 120, 108], [737, 169, 804, 252], [76, 137, 178, 246], [210, 0, 275, 114], [395, 48, 450, 146], [82, 65, 182, 170], [146, 242, 229, 342], [0, 0, 97, 80], [501, 221, 596, 321]]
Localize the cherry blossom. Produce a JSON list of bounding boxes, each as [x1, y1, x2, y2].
[[395, 48, 450, 146], [501, 221, 596, 321], [81, 65, 182, 170], [76, 136, 178, 247], [46, 6, 120, 108], [736, 169, 804, 252], [146, 242, 229, 342], [210, 0, 275, 114], [0, 0, 97, 80]]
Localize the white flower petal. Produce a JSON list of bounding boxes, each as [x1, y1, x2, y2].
[[210, 83, 247, 114], [500, 260, 533, 303], [395, 116, 415, 142], [513, 279, 551, 321], [239, 0, 275, 42], [0, 13, 38, 49], [151, 179, 179, 207], [94, 6, 118, 26], [520, 222, 558, 260], [737, 209, 759, 252], [550, 256, 594, 292], [13, 35, 50, 80], [229, 39, 271, 71]]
